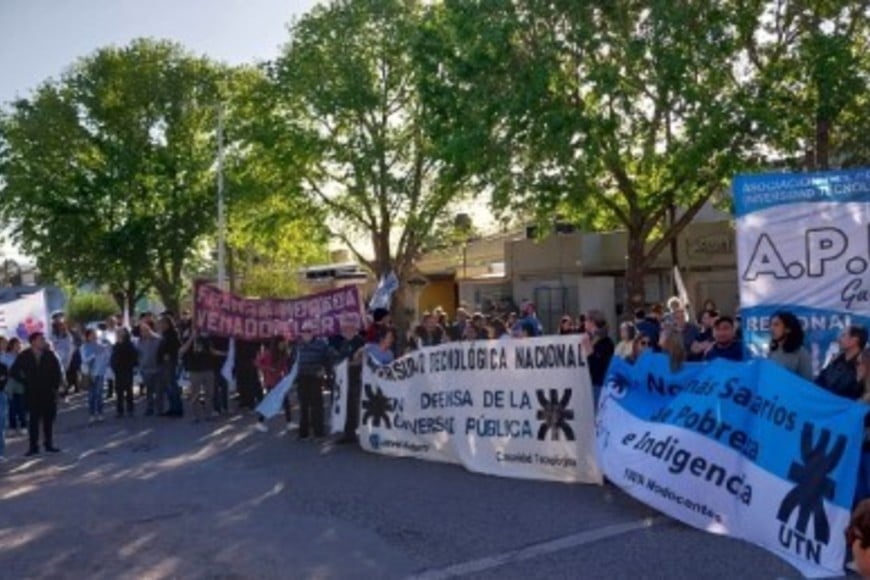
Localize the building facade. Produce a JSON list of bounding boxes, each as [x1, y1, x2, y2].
[[414, 219, 738, 333]]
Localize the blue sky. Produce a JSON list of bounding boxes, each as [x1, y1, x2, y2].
[[0, 0, 322, 105]]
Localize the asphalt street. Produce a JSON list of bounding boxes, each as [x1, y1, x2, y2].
[[0, 394, 831, 580]]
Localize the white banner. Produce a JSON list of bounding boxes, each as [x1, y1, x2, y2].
[[330, 360, 349, 434], [0, 290, 49, 340], [734, 168, 870, 374], [358, 336, 602, 484]]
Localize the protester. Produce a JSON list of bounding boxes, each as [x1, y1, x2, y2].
[[11, 332, 63, 456], [506, 312, 518, 333], [519, 301, 544, 336], [670, 306, 700, 354], [81, 328, 110, 423], [4, 338, 25, 436], [576, 314, 587, 335], [448, 308, 470, 341], [110, 328, 138, 418], [235, 339, 264, 410], [558, 315, 575, 335], [137, 320, 164, 416], [471, 313, 490, 339], [433, 306, 449, 330], [366, 308, 392, 343], [766, 311, 813, 381], [51, 319, 76, 395], [462, 322, 481, 341], [157, 315, 183, 417], [410, 312, 445, 350], [209, 335, 231, 415], [490, 319, 510, 340], [690, 309, 719, 361], [703, 316, 745, 362], [859, 350, 870, 402], [615, 322, 636, 359], [101, 316, 119, 399], [636, 309, 661, 350], [294, 321, 333, 440], [253, 335, 290, 432], [331, 315, 366, 443], [181, 329, 218, 422], [580, 310, 614, 404], [630, 334, 653, 363], [847, 499, 870, 577], [511, 320, 536, 339], [659, 327, 687, 373], [815, 325, 867, 401], [361, 326, 396, 366], [0, 351, 8, 462], [665, 297, 683, 325]]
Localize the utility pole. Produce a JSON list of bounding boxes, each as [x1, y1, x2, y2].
[[217, 105, 227, 291]]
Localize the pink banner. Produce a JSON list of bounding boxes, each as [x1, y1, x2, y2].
[[194, 281, 364, 340]]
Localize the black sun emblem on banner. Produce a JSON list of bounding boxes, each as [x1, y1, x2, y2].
[[362, 383, 394, 428], [536, 389, 575, 441]]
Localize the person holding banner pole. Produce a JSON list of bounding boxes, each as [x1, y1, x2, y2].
[[580, 310, 614, 407], [330, 316, 365, 443], [253, 336, 290, 432], [295, 321, 333, 440]]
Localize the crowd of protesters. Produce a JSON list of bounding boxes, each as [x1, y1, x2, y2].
[[0, 299, 868, 469]]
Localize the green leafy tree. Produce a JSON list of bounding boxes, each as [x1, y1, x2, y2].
[[0, 39, 232, 314], [742, 1, 869, 169], [417, 1, 776, 309], [222, 67, 330, 298], [264, 0, 470, 306], [67, 292, 118, 327]]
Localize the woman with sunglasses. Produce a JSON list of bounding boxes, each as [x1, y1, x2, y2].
[[630, 334, 653, 363]]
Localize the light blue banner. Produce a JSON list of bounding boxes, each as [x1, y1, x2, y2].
[[599, 353, 868, 576], [733, 168, 870, 215], [605, 354, 866, 511]]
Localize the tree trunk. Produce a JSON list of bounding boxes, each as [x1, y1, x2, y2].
[[624, 229, 648, 314], [815, 116, 830, 171]]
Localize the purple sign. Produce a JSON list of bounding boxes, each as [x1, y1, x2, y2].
[[194, 281, 364, 340]]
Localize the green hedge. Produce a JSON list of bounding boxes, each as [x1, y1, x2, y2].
[[67, 293, 118, 327]]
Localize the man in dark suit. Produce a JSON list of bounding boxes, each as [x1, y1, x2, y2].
[[11, 332, 64, 456]]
